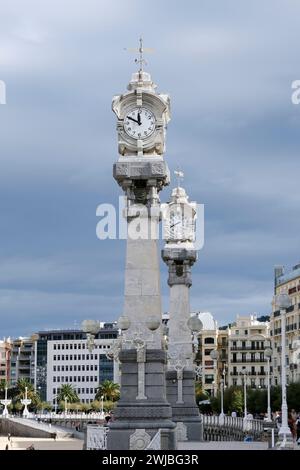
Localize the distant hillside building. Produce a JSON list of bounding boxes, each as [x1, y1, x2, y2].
[[0, 338, 12, 383]]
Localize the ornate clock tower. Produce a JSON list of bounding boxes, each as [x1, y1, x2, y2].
[[107, 41, 176, 450], [162, 181, 203, 441]]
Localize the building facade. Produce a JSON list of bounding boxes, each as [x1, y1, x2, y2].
[[10, 337, 36, 387], [270, 264, 300, 385], [227, 315, 270, 389], [0, 338, 12, 383], [36, 324, 119, 404], [196, 312, 219, 396]]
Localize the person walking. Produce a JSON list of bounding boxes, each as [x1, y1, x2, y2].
[[296, 415, 300, 444]]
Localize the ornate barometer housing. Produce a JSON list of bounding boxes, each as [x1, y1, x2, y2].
[[163, 186, 197, 244]]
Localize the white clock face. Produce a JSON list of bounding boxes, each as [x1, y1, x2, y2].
[[124, 107, 156, 140], [166, 209, 194, 241]]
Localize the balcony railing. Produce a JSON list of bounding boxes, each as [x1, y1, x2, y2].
[[231, 359, 266, 363], [231, 346, 266, 351]]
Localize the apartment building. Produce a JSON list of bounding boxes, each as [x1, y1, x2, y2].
[[196, 312, 219, 396], [227, 315, 271, 388], [10, 337, 36, 387], [0, 338, 12, 383], [270, 264, 300, 385]]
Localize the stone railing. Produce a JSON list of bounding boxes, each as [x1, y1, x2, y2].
[[202, 415, 265, 442]]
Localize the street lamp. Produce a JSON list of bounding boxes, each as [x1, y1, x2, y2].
[[241, 369, 248, 418], [101, 395, 104, 418], [209, 349, 219, 398], [64, 396, 68, 416], [275, 293, 293, 448], [264, 347, 272, 422]]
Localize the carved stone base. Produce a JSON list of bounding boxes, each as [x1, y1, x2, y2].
[[107, 349, 176, 450], [166, 369, 203, 442]]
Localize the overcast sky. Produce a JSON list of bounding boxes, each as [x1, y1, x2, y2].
[[1, 0, 300, 338]]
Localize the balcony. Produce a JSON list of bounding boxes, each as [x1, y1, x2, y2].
[[231, 359, 266, 363], [274, 310, 281, 318], [231, 346, 266, 351]]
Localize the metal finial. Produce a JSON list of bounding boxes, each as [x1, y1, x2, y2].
[[174, 169, 184, 188], [124, 37, 154, 73]]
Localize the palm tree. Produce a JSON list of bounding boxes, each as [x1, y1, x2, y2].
[[56, 384, 80, 403], [95, 380, 120, 402], [15, 378, 40, 406]]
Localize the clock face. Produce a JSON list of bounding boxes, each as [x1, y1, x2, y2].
[[124, 107, 156, 140], [166, 208, 194, 241]]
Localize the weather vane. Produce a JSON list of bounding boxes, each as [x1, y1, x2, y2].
[[124, 37, 154, 73], [174, 168, 184, 188]]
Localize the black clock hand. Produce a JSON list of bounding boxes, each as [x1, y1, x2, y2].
[[137, 111, 141, 126], [127, 116, 139, 124], [170, 221, 181, 228]]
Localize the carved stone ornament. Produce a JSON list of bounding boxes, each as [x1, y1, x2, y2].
[[129, 428, 152, 450], [175, 422, 188, 442]]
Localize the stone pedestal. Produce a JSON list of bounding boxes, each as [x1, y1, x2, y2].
[[107, 349, 176, 450]]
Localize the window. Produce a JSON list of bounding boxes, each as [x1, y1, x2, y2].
[[74, 344, 77, 350], [54, 355, 56, 361], [204, 375, 214, 384], [53, 388, 56, 394], [78, 355, 81, 360], [86, 388, 89, 394], [53, 377, 56, 382], [70, 355, 73, 361], [78, 365, 81, 371], [94, 376, 97, 382], [53, 365, 56, 371], [86, 354, 89, 360], [244, 330, 248, 335], [91, 365, 93, 371], [61, 365, 64, 371], [81, 388, 84, 393], [86, 376, 89, 382], [204, 349, 212, 356], [70, 365, 73, 371], [70, 344, 73, 350], [204, 338, 214, 344], [57, 377, 60, 382], [62, 344, 65, 350], [82, 365, 85, 371], [78, 377, 81, 382], [90, 388, 93, 394], [82, 355, 85, 360], [91, 354, 93, 360], [57, 366, 60, 372], [54, 344, 57, 350], [87, 365, 89, 371], [235, 330, 239, 335], [66, 344, 69, 350], [66, 365, 68, 371], [95, 354, 98, 360], [61, 355, 64, 361], [58, 344, 61, 350], [94, 365, 98, 371]]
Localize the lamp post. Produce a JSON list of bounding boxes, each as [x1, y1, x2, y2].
[[241, 368, 248, 418], [264, 347, 272, 422], [64, 396, 68, 416], [275, 293, 293, 448], [209, 349, 219, 398], [1, 387, 12, 417], [101, 395, 104, 419]]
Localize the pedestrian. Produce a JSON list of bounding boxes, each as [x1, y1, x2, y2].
[[296, 415, 300, 444], [7, 433, 11, 441], [5, 444, 9, 450]]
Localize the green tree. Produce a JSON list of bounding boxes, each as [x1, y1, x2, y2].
[[95, 380, 120, 402], [230, 389, 243, 414], [15, 379, 40, 408], [57, 384, 80, 403]]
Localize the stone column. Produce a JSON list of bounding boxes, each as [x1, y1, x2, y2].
[[107, 162, 176, 451], [162, 247, 203, 441]]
